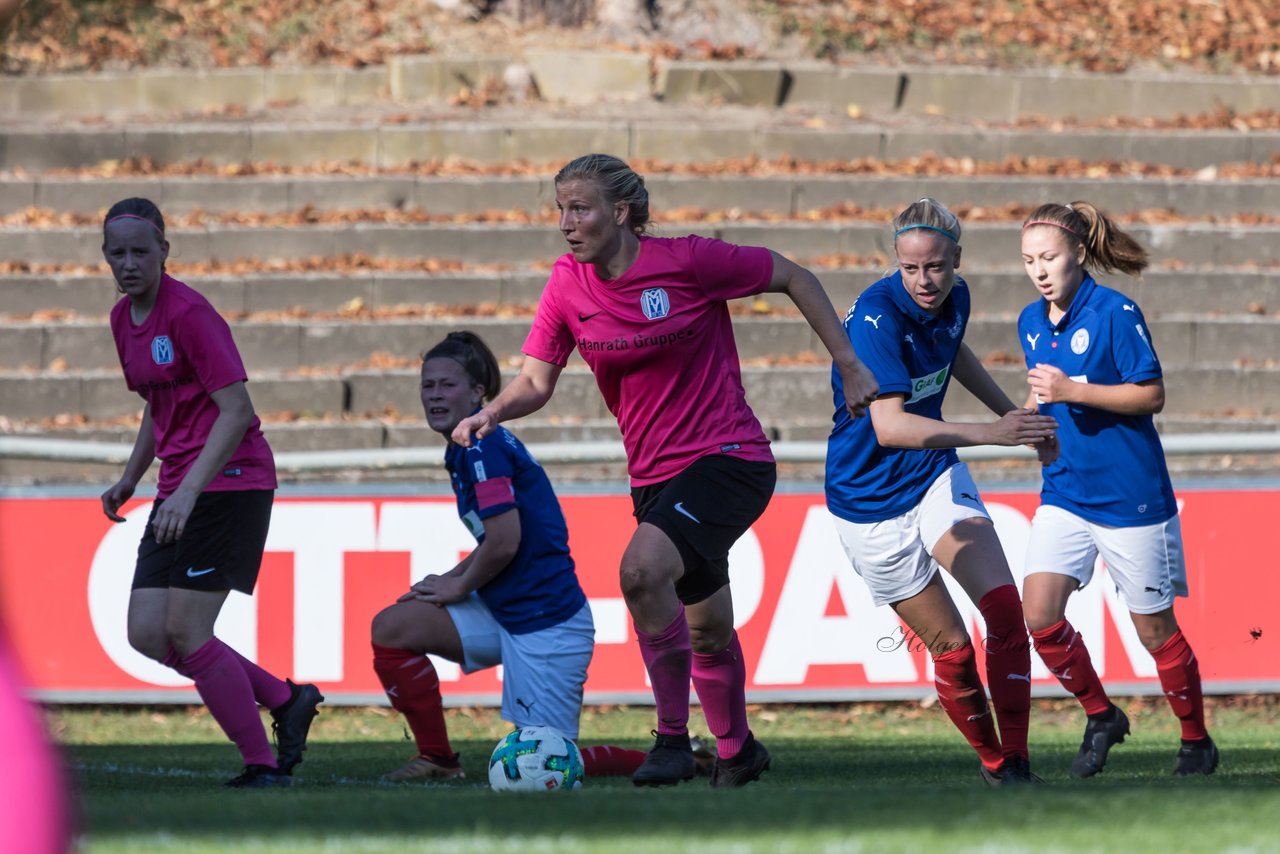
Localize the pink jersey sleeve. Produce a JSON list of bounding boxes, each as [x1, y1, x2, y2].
[[179, 303, 249, 394], [522, 258, 577, 367], [687, 236, 774, 301]]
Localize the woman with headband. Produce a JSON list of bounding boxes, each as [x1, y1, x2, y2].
[[100, 198, 322, 788], [1017, 202, 1217, 777], [824, 198, 1057, 785]]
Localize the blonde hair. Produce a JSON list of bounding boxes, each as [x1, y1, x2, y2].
[[554, 153, 651, 236], [892, 197, 962, 244], [1023, 202, 1149, 276]]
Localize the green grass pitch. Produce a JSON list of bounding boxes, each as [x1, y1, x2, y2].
[[54, 697, 1280, 853]]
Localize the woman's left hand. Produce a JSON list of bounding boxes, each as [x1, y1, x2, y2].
[[398, 574, 469, 606], [1028, 363, 1076, 405]]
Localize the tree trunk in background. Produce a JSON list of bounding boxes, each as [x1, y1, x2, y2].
[[0, 0, 24, 37]]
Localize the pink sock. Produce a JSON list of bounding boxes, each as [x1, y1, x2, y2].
[[691, 631, 750, 758], [168, 646, 291, 710], [225, 647, 292, 710], [179, 638, 277, 768], [635, 605, 692, 736]]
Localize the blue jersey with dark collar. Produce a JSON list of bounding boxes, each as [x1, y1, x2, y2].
[[825, 271, 969, 522], [1017, 276, 1177, 526], [445, 425, 586, 635]]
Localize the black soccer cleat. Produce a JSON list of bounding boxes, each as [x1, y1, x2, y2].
[[632, 731, 698, 787], [980, 754, 1043, 787], [225, 763, 293, 789], [1071, 704, 1130, 778], [709, 732, 772, 788], [271, 680, 324, 775], [1172, 736, 1220, 776]]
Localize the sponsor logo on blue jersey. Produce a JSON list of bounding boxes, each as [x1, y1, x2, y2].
[[151, 335, 174, 365], [641, 287, 670, 320], [907, 367, 950, 404]]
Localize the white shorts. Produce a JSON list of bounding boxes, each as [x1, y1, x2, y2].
[[1024, 504, 1187, 615], [446, 594, 595, 739], [832, 463, 991, 607]]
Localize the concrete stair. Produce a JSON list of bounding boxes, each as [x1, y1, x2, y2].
[[2, 57, 1278, 484]]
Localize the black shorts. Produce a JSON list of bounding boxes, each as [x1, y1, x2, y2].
[[132, 490, 274, 594], [631, 455, 776, 605]]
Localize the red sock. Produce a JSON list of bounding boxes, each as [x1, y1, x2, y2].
[[933, 642, 1003, 771], [1150, 629, 1208, 741], [978, 585, 1031, 760], [580, 744, 647, 776], [179, 638, 277, 768], [372, 643, 455, 761], [691, 631, 749, 758], [635, 606, 692, 737], [1031, 619, 1111, 716]]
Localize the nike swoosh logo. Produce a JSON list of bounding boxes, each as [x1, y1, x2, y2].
[[673, 502, 700, 524], [1007, 673, 1032, 682], [578, 310, 603, 322], [186, 566, 217, 577]]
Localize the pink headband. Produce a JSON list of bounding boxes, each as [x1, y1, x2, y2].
[[1023, 219, 1082, 239], [106, 213, 165, 237]]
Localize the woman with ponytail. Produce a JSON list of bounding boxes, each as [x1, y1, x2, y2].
[[370, 331, 653, 782], [1018, 202, 1217, 778], [101, 198, 322, 788], [825, 198, 1058, 786]]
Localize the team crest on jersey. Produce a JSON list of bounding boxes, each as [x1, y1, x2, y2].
[[151, 335, 174, 365], [641, 287, 670, 320], [1070, 328, 1090, 355]]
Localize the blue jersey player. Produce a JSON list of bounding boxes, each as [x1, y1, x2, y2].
[[1017, 202, 1217, 778], [370, 332, 649, 781], [825, 198, 1057, 786]]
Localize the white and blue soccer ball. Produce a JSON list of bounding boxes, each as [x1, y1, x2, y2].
[[488, 725, 585, 792]]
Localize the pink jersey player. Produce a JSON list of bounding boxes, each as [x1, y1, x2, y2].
[[100, 198, 321, 789], [455, 154, 878, 788]]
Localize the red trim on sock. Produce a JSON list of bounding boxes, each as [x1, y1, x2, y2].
[[372, 642, 454, 759], [932, 642, 1003, 770], [977, 585, 1031, 759], [1150, 629, 1208, 741], [1031, 618, 1111, 717]]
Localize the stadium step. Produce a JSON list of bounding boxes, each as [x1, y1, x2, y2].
[[4, 54, 1279, 122], [5, 220, 1280, 268], [4, 118, 1277, 172]]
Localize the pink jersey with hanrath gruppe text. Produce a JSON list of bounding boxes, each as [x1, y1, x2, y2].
[[523, 234, 776, 486], [110, 274, 277, 498]]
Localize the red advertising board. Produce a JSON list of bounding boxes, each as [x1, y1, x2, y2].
[[0, 490, 1276, 703]]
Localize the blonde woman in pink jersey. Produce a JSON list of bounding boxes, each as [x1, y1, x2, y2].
[[100, 198, 322, 788], [454, 154, 879, 787]]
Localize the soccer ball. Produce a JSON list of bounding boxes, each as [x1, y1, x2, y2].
[[488, 725, 585, 792]]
